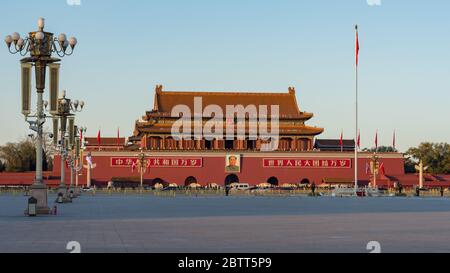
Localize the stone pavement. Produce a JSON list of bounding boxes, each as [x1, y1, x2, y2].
[[1, 194, 450, 253]]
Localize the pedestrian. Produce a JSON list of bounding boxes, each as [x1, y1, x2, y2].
[[311, 182, 316, 196], [225, 185, 230, 196], [440, 187, 444, 197]]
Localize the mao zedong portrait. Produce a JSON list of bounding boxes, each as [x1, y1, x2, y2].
[[225, 155, 240, 173]]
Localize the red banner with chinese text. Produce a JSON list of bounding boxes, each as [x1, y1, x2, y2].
[[263, 158, 351, 168], [111, 157, 203, 168]]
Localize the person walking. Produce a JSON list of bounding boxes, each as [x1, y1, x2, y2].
[[311, 182, 316, 196]]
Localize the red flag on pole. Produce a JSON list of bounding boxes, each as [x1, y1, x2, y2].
[[97, 129, 101, 151], [393, 130, 396, 151], [379, 162, 386, 176], [356, 25, 360, 66], [117, 128, 120, 146], [375, 130, 378, 151], [79, 128, 83, 144], [340, 130, 343, 152], [357, 130, 361, 150]]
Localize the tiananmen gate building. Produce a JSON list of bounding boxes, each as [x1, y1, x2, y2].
[[2, 85, 450, 188]]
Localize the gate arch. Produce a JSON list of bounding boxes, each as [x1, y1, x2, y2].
[[225, 174, 239, 186]]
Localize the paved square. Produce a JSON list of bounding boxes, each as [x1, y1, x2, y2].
[[1, 194, 450, 253]]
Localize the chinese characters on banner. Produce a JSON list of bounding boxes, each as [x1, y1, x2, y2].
[[263, 158, 351, 168], [111, 157, 202, 168]]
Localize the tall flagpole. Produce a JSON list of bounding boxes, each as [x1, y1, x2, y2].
[[354, 25, 359, 194]]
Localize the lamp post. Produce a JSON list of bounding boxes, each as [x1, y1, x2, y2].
[[370, 152, 380, 188], [5, 18, 77, 215], [54, 90, 84, 201], [77, 126, 87, 190], [134, 148, 149, 192], [68, 136, 83, 198], [415, 160, 429, 190], [70, 126, 85, 197]]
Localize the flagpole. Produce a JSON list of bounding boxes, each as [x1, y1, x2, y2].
[[354, 24, 359, 194]]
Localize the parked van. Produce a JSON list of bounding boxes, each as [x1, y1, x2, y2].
[[229, 183, 250, 191]]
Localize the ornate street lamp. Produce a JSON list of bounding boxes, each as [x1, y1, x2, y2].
[[67, 123, 84, 198], [369, 152, 380, 188], [4, 18, 77, 214], [133, 148, 150, 191], [53, 90, 84, 201]]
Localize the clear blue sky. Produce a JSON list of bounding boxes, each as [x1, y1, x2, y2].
[[1, 0, 449, 152]]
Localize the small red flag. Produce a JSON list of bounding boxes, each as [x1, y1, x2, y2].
[[379, 162, 386, 176], [357, 130, 361, 149], [375, 130, 378, 151], [355, 25, 360, 66], [79, 128, 83, 144], [393, 130, 396, 150], [97, 130, 101, 145]]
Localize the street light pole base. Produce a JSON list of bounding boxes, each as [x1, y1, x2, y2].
[[26, 184, 51, 215], [73, 187, 81, 197], [57, 186, 68, 197], [68, 186, 78, 198], [56, 186, 72, 203]]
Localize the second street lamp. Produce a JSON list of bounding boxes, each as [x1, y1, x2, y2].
[[132, 148, 150, 192], [54, 90, 84, 203], [69, 125, 85, 197]]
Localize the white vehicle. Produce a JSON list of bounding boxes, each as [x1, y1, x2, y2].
[[365, 187, 382, 197], [82, 187, 94, 192], [332, 187, 357, 197], [229, 183, 250, 191]]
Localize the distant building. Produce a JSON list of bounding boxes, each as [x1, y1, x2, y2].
[[2, 85, 449, 189], [314, 139, 355, 152]]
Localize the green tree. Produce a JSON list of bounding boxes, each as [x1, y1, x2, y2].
[[405, 142, 450, 174], [0, 140, 36, 172], [362, 146, 397, 153], [404, 156, 417, 174], [0, 131, 56, 173]]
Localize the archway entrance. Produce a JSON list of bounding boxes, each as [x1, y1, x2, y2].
[[267, 177, 279, 186], [184, 176, 198, 186], [224, 174, 239, 186], [152, 178, 168, 187], [300, 178, 310, 185]]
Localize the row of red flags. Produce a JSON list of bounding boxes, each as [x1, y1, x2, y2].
[[340, 130, 396, 151], [90, 128, 122, 146]]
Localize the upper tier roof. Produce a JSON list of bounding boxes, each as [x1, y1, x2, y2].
[[151, 85, 311, 119]]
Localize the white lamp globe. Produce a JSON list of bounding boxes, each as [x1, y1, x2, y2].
[[35, 31, 45, 41], [38, 17, 45, 30], [69, 37, 77, 47]]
